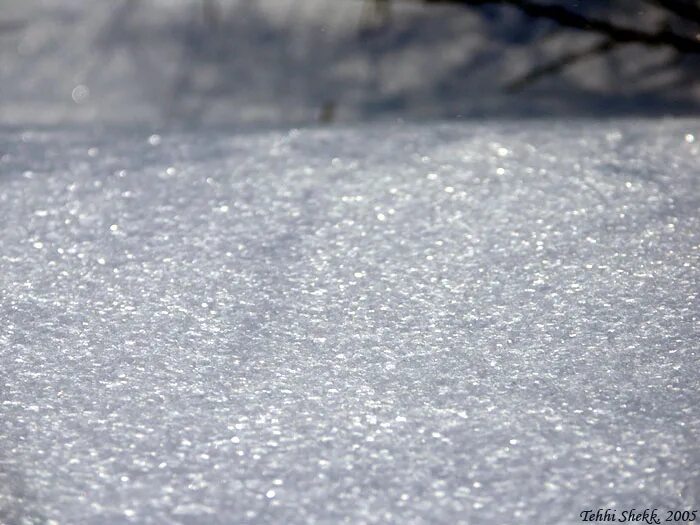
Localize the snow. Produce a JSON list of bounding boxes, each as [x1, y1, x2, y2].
[[1, 120, 699, 523]]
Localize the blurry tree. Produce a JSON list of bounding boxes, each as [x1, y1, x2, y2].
[[410, 0, 700, 89]]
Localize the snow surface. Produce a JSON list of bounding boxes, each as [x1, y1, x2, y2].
[[1, 120, 699, 524]]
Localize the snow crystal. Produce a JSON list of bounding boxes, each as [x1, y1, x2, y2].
[[0, 120, 699, 524]]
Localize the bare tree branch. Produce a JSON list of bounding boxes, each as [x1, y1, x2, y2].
[[507, 38, 618, 91], [645, 0, 700, 22], [423, 0, 700, 53]]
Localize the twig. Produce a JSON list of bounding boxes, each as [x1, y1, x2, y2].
[[507, 38, 618, 91], [644, 0, 700, 22], [423, 0, 700, 53]]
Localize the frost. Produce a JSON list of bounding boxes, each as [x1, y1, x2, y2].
[[0, 120, 699, 523]]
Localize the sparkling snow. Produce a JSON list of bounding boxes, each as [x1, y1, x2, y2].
[[1, 120, 699, 524]]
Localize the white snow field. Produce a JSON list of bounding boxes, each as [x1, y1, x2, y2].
[[1, 120, 699, 524]]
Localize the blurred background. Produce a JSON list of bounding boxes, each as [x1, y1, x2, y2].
[[1, 0, 699, 128]]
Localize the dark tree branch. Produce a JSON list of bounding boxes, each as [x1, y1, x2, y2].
[[645, 0, 700, 22], [506, 38, 619, 91], [424, 0, 700, 53]]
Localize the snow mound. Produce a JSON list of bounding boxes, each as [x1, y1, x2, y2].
[[1, 120, 699, 524]]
